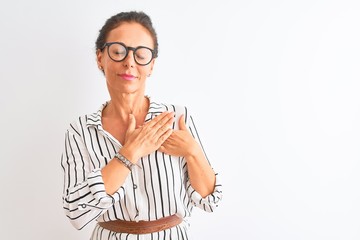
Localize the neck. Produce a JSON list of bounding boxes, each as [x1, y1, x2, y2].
[[105, 93, 149, 119]]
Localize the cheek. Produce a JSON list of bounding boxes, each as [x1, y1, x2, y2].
[[137, 66, 151, 78]]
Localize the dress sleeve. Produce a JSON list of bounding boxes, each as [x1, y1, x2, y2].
[[61, 122, 125, 230], [182, 107, 223, 212], [186, 173, 223, 212]]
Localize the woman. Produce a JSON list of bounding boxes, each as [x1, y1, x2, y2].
[[61, 11, 222, 239]]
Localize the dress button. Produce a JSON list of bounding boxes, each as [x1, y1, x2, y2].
[[133, 184, 137, 189]]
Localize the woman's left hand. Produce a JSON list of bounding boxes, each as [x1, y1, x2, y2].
[[158, 115, 201, 157], [160, 114, 216, 197]]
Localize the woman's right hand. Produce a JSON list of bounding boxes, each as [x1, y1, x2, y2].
[[120, 111, 175, 163]]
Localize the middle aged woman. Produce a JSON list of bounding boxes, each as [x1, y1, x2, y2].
[[61, 11, 223, 240]]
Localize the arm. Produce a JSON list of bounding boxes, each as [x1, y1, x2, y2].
[[160, 114, 215, 197], [184, 145, 216, 197], [62, 111, 175, 229], [61, 122, 124, 229], [159, 108, 223, 210]]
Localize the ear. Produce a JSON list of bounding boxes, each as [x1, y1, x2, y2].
[[96, 49, 103, 69], [148, 58, 156, 75]]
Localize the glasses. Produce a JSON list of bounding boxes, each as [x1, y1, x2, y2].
[[101, 42, 155, 66]]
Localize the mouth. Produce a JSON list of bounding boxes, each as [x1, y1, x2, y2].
[[118, 73, 137, 81]]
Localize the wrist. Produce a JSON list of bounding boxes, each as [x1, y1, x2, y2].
[[184, 143, 203, 160], [119, 147, 139, 164], [114, 152, 134, 170]]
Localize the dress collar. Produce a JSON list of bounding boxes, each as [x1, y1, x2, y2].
[[85, 97, 167, 129]]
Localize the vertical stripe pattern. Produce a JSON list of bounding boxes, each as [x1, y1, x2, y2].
[[61, 99, 223, 239]]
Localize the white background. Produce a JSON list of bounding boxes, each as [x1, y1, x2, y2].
[[1, 0, 359, 239]]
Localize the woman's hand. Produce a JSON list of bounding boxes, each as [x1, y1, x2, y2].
[[121, 111, 175, 162], [158, 115, 202, 158], [159, 114, 215, 197]]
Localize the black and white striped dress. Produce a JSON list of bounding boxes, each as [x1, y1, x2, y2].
[[61, 99, 223, 240]]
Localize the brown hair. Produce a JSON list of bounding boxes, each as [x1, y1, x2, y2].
[[95, 11, 159, 58]]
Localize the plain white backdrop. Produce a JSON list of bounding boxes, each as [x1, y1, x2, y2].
[[1, 0, 359, 239]]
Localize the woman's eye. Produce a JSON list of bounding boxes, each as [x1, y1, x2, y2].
[[136, 54, 145, 60], [114, 50, 126, 55]]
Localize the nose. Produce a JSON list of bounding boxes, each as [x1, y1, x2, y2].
[[123, 49, 136, 68]]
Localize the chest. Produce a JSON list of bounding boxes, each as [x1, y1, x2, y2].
[[85, 129, 187, 192], [101, 115, 147, 145]]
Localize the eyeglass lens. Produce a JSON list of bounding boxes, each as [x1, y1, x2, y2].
[[107, 43, 153, 65]]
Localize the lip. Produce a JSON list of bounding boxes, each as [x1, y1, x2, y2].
[[119, 74, 136, 81]]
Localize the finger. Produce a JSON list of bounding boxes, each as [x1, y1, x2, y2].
[[147, 111, 174, 129], [145, 111, 168, 128], [158, 145, 166, 152], [158, 145, 171, 155], [126, 114, 136, 134], [154, 112, 175, 130], [156, 128, 173, 146], [153, 117, 174, 139], [178, 114, 187, 131]]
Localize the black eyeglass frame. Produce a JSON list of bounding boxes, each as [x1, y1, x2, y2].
[[101, 42, 155, 66]]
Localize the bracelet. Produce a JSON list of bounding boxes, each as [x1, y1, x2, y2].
[[114, 152, 135, 170]]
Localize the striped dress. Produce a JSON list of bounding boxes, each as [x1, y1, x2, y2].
[[61, 99, 223, 240]]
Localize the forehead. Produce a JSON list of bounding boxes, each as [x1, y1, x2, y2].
[[107, 22, 154, 48]]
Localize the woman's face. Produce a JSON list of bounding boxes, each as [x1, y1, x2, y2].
[[97, 22, 155, 95]]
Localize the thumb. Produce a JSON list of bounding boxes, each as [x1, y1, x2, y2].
[[178, 114, 187, 131], [158, 145, 165, 153], [126, 114, 136, 133]]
